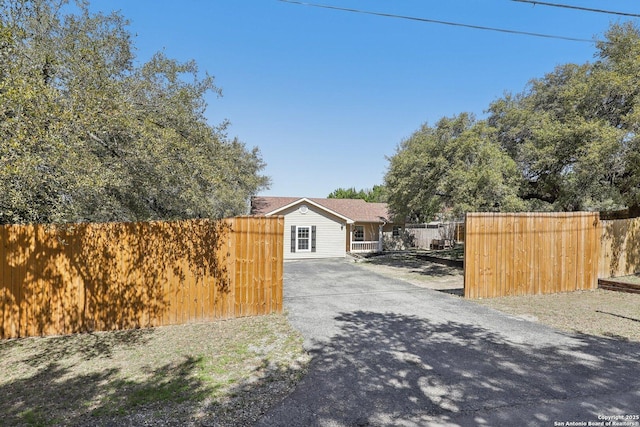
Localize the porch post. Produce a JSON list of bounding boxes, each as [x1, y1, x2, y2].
[[378, 224, 383, 252], [349, 224, 353, 253]]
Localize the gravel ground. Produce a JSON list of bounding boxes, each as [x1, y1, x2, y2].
[[355, 252, 640, 342], [0, 314, 310, 427]]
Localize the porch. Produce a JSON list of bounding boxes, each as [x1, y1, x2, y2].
[[346, 222, 401, 254], [350, 240, 382, 253]]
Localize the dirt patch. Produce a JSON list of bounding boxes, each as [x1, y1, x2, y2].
[[353, 251, 639, 342], [0, 314, 310, 427]]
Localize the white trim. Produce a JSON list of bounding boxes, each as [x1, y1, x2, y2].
[[350, 241, 379, 253], [265, 198, 354, 224]]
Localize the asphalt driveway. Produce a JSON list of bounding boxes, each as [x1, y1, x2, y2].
[[257, 259, 640, 427]]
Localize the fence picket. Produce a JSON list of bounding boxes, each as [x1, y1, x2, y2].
[[0, 217, 283, 339], [464, 212, 602, 298]]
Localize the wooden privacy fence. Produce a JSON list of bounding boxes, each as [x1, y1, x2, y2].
[[464, 212, 601, 298], [0, 216, 284, 339], [599, 217, 640, 279]]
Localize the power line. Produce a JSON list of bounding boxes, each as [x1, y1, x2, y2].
[[512, 0, 640, 18], [278, 0, 598, 43]]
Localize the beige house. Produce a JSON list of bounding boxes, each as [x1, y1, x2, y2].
[[250, 197, 403, 259]]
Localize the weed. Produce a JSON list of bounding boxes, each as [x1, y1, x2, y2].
[[0, 314, 309, 426]]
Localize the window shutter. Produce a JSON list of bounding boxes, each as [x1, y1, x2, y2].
[[291, 225, 296, 253], [311, 226, 316, 252]]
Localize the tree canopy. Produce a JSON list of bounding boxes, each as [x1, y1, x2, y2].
[[385, 22, 640, 221], [0, 0, 269, 224], [327, 185, 387, 203], [385, 114, 525, 222]]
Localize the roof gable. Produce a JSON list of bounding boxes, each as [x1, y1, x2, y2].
[[251, 196, 394, 224], [263, 197, 353, 223]]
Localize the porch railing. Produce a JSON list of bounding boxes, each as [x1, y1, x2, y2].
[[350, 241, 380, 253]]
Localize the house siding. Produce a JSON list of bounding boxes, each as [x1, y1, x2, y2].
[[280, 203, 346, 259], [382, 223, 396, 233]]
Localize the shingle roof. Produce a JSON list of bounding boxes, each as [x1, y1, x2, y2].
[[250, 196, 394, 223]]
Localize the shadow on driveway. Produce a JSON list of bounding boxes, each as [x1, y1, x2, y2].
[[362, 252, 462, 278], [259, 310, 640, 426]]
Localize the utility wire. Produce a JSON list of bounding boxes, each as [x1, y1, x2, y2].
[[278, 0, 597, 43], [512, 0, 640, 18]]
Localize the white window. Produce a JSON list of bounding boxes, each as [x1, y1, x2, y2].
[[291, 225, 316, 253], [297, 226, 311, 251], [354, 225, 364, 241]]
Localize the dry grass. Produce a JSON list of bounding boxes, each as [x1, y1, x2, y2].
[[474, 289, 640, 342], [0, 314, 310, 427], [611, 273, 640, 284]]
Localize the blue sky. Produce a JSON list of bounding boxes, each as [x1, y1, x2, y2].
[[88, 0, 640, 198]]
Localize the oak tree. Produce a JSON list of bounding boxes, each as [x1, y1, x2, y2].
[[0, 0, 269, 224], [385, 114, 525, 222]]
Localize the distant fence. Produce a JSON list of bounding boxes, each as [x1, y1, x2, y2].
[[464, 212, 601, 298], [406, 222, 465, 249], [0, 216, 284, 339]]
